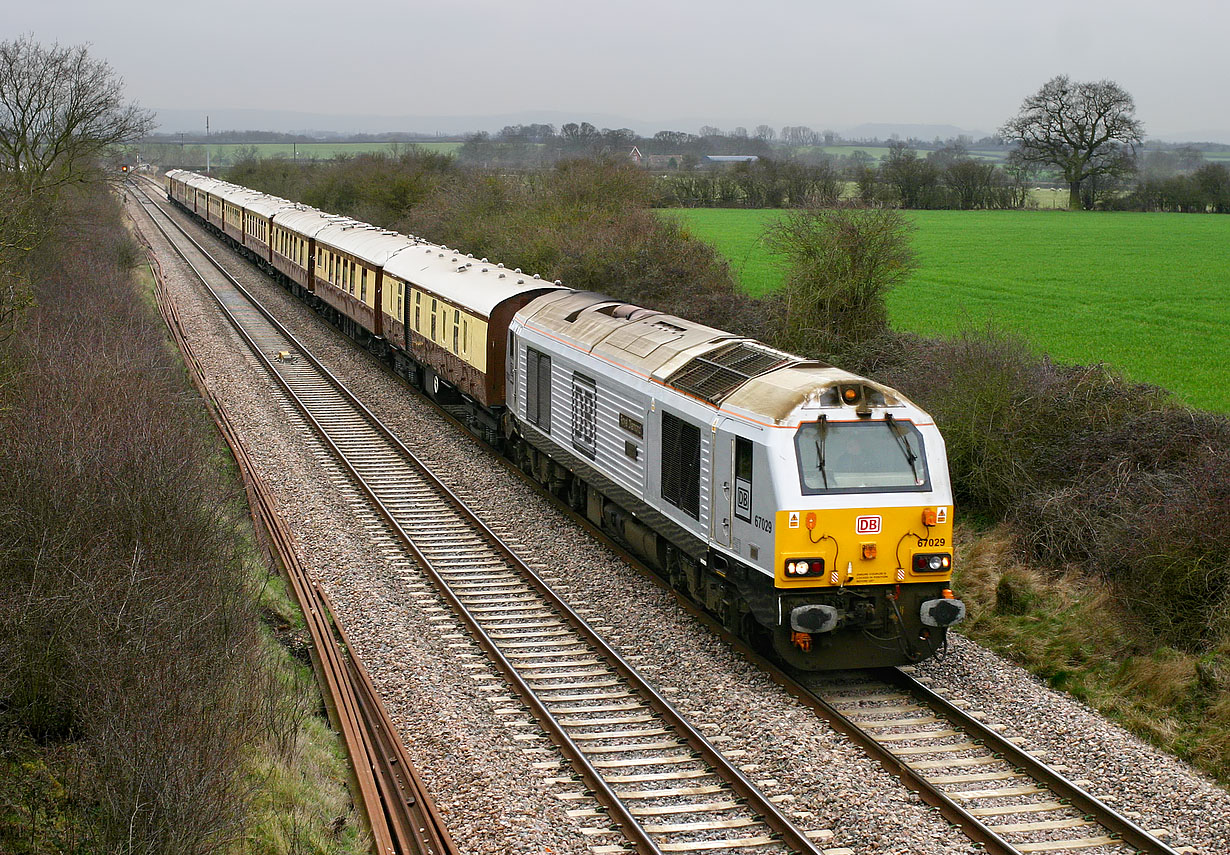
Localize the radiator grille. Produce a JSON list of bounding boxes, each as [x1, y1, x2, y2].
[[668, 341, 791, 404], [661, 412, 700, 519]]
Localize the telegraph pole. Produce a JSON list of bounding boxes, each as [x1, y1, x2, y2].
[[206, 115, 210, 174]]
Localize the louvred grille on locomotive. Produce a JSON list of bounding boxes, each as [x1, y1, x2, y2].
[[668, 341, 793, 405]]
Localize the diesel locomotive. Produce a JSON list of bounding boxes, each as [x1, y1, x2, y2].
[[164, 169, 965, 669]]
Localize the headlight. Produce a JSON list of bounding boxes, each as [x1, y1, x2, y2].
[[912, 553, 952, 573], [784, 558, 824, 578]]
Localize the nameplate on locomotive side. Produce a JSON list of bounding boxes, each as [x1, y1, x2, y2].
[[619, 413, 643, 438]]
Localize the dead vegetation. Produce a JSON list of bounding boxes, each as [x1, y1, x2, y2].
[[0, 184, 366, 852]]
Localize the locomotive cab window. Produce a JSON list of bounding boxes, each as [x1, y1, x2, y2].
[[795, 419, 930, 494]]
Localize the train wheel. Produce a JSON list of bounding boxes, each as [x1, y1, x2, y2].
[[566, 477, 586, 512], [665, 549, 691, 597]]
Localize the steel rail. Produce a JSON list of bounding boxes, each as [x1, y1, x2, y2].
[[876, 666, 1181, 855], [321, 586, 455, 855], [132, 179, 821, 855]]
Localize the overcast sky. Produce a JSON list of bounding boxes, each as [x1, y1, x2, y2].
[[10, 0, 1230, 140]]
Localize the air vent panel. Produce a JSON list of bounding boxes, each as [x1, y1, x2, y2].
[[668, 341, 792, 404]]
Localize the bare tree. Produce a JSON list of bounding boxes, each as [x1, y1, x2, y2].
[[780, 125, 821, 147], [0, 35, 155, 198], [754, 124, 776, 142], [1000, 75, 1143, 210], [880, 141, 940, 208]]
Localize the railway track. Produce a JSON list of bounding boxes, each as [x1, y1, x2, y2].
[[135, 186, 454, 855], [791, 667, 1187, 855], [129, 178, 826, 855]]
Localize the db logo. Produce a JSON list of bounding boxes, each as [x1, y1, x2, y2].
[[855, 515, 882, 535]]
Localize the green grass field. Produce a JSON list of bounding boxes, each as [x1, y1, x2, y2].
[[664, 208, 1230, 412]]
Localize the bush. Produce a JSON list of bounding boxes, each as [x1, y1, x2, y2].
[[400, 157, 766, 335], [830, 322, 1230, 651], [232, 148, 456, 225], [762, 206, 917, 349], [1018, 409, 1230, 647], [0, 185, 275, 851]]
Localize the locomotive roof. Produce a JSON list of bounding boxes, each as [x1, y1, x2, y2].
[[384, 246, 566, 316], [518, 290, 918, 426], [517, 289, 746, 377], [722, 363, 910, 425]]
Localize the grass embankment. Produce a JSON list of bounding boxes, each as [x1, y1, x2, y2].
[[666, 208, 1230, 413], [0, 186, 368, 853], [955, 525, 1230, 779]]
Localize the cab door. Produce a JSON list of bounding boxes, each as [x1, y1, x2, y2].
[[713, 419, 766, 565], [713, 420, 757, 547]]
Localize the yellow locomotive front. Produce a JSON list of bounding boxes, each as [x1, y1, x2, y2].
[[722, 376, 965, 670]]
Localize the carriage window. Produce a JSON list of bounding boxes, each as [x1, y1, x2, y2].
[[661, 412, 701, 519], [453, 310, 460, 353], [360, 268, 367, 302], [414, 292, 421, 330], [430, 299, 437, 339]]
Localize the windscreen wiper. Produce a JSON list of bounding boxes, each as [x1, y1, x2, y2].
[[814, 415, 829, 489], [884, 414, 920, 481]]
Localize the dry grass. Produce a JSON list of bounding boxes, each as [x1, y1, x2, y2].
[[956, 522, 1230, 784]]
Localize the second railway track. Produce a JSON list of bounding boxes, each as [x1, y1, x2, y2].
[[128, 179, 827, 855]]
